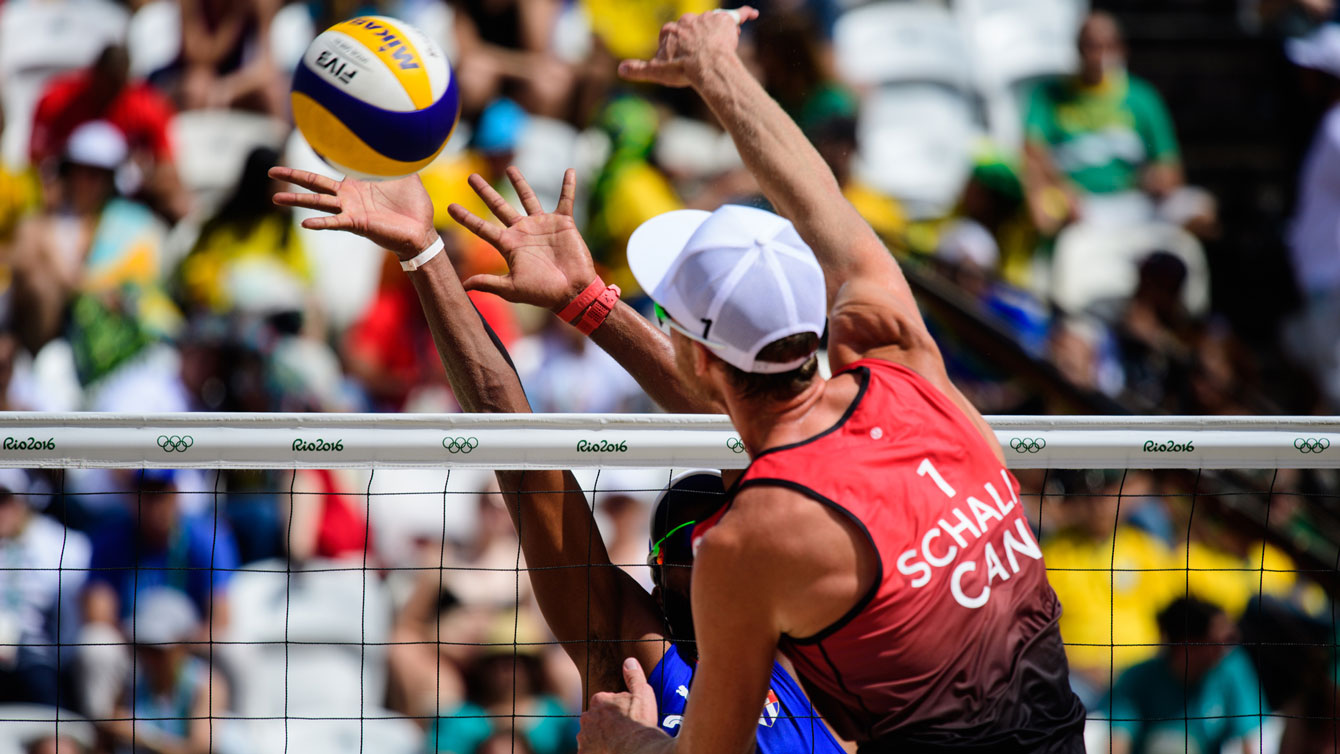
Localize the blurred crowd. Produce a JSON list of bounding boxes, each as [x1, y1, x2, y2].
[[0, 0, 1339, 752]]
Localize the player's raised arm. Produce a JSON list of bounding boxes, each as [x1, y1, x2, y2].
[[269, 166, 666, 694], [618, 10, 937, 370], [616, 10, 904, 303]]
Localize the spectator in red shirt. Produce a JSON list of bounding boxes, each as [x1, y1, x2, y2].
[[29, 45, 189, 221], [343, 245, 520, 412]]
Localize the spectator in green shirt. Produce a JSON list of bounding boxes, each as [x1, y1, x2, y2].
[[1023, 12, 1205, 236], [1101, 596, 1266, 754]]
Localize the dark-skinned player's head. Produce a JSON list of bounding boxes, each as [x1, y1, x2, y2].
[[647, 471, 729, 664]]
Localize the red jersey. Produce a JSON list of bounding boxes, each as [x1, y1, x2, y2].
[[707, 358, 1084, 751], [30, 72, 176, 164]]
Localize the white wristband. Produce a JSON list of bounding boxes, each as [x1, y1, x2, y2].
[[400, 236, 444, 271]]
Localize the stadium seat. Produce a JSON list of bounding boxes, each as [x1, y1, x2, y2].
[[227, 557, 394, 735], [172, 110, 288, 207], [834, 2, 972, 89], [269, 1, 315, 75], [405, 0, 458, 63], [655, 117, 743, 182], [854, 83, 978, 218], [1051, 221, 1210, 317], [513, 115, 581, 213], [0, 0, 127, 75], [367, 467, 495, 569], [127, 1, 180, 78], [0, 706, 95, 754], [280, 129, 389, 330], [957, 0, 1085, 148], [0, 0, 130, 167]]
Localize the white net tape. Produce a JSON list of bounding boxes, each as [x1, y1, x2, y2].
[[0, 413, 1338, 469]]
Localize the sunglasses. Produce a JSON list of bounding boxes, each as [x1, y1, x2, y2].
[[652, 302, 726, 349], [647, 519, 697, 568]]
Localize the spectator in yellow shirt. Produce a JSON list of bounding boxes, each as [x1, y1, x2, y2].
[[1042, 469, 1182, 705]]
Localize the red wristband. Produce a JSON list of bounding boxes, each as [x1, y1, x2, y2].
[[557, 278, 605, 322], [577, 284, 620, 335]]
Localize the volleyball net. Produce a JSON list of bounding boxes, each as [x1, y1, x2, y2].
[[0, 413, 1337, 753]]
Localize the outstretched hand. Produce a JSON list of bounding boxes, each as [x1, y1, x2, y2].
[[270, 167, 437, 260], [617, 7, 758, 88], [448, 167, 599, 313]]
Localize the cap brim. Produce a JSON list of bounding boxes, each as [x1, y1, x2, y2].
[[627, 209, 712, 298]]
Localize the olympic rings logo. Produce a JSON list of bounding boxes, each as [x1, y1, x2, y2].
[[726, 437, 745, 454], [157, 435, 194, 453], [1294, 437, 1331, 454], [443, 437, 479, 454], [1009, 437, 1046, 454]]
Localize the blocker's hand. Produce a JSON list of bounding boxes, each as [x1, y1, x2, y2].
[[618, 7, 758, 88], [448, 167, 599, 314], [577, 658, 665, 754], [270, 167, 437, 261]]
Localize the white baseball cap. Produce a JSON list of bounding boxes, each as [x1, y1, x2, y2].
[[127, 587, 200, 646], [1287, 24, 1340, 79], [627, 205, 827, 374], [64, 120, 127, 171]]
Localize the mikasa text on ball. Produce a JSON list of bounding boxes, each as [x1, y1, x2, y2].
[[291, 16, 460, 179]]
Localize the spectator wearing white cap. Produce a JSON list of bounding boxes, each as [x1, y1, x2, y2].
[[1284, 24, 1340, 410], [98, 587, 229, 754], [8, 120, 129, 354], [8, 119, 179, 394], [0, 469, 90, 708]]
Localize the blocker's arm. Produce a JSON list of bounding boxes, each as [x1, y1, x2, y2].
[[619, 11, 918, 322], [618, 12, 1002, 459], [270, 166, 667, 696]]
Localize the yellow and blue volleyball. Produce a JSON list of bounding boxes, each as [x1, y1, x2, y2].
[[291, 16, 459, 179]]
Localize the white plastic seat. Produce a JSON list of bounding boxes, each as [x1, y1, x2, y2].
[[366, 467, 495, 569], [281, 129, 386, 330], [171, 109, 288, 202], [269, 1, 315, 75], [834, 2, 972, 89], [513, 116, 581, 211], [0, 0, 130, 167], [958, 0, 1085, 148], [0, 0, 128, 75], [0, 705, 95, 754], [1051, 221, 1210, 317], [854, 83, 977, 218], [127, 1, 181, 78], [227, 558, 393, 726]]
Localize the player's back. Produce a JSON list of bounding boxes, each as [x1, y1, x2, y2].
[[737, 358, 1085, 751]]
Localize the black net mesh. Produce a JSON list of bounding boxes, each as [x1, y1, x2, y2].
[[0, 465, 1335, 753]]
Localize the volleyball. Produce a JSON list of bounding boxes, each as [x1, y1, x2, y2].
[[290, 16, 460, 179]]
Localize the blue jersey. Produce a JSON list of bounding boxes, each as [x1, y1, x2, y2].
[[647, 644, 844, 753]]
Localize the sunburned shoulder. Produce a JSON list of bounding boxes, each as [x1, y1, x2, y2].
[[700, 485, 840, 563]]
